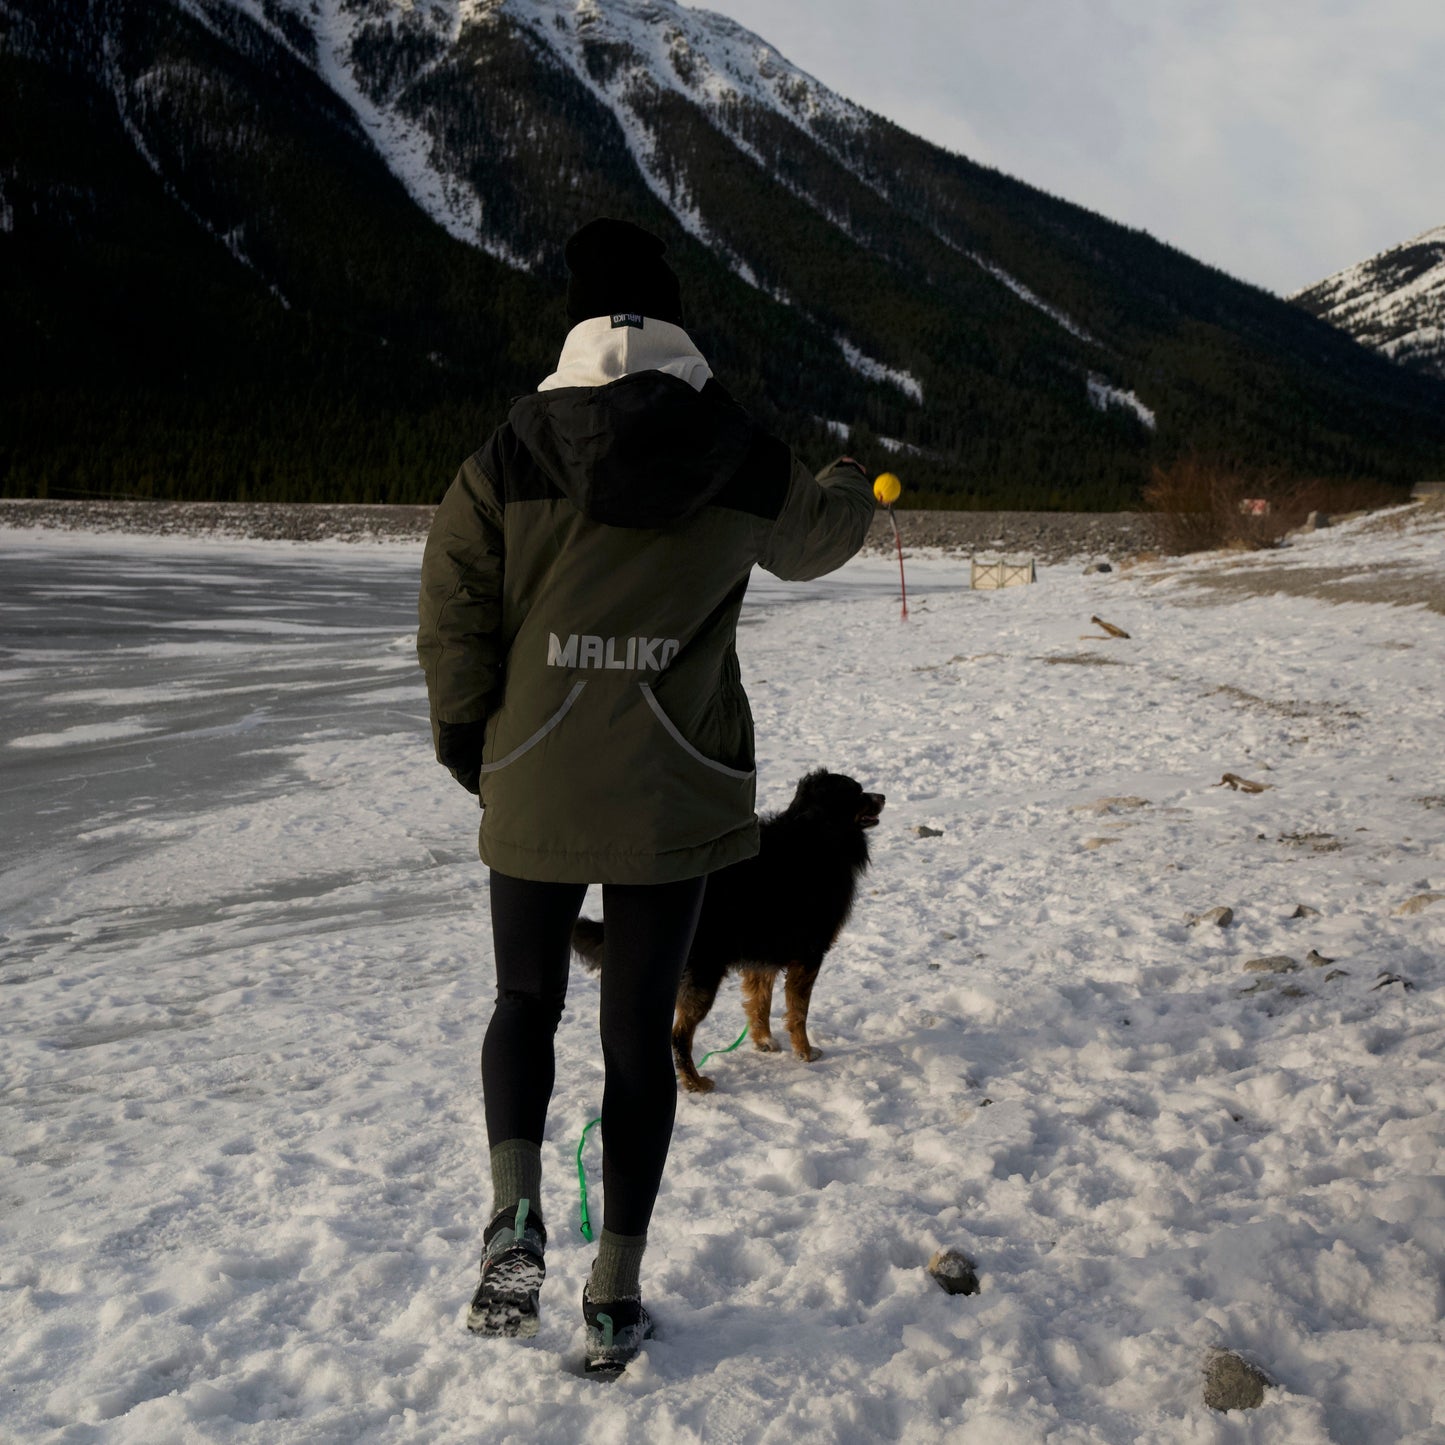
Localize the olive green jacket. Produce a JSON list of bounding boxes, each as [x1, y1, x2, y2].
[[418, 345, 874, 884]]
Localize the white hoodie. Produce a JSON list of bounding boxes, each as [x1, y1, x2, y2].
[[537, 316, 713, 394]]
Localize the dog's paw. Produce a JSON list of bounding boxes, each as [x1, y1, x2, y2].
[[682, 1073, 716, 1094], [795, 1045, 823, 1063], [752, 1036, 780, 1053]]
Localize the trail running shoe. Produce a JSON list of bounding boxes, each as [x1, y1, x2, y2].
[[582, 1282, 654, 1375], [466, 1199, 546, 1338]]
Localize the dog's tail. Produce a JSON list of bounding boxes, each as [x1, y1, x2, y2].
[[571, 917, 605, 972]]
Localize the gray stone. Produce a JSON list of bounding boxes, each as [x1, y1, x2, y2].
[[1290, 904, 1321, 919], [1324, 969, 1349, 981], [1203, 1349, 1271, 1412], [928, 1249, 981, 1296], [1188, 906, 1234, 928], [1278, 831, 1341, 853], [1394, 892, 1444, 917], [914, 824, 944, 838], [1371, 972, 1414, 991], [1083, 561, 1114, 574], [1243, 955, 1299, 974], [1305, 949, 1335, 967]]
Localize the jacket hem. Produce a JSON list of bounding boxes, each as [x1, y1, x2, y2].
[[479, 821, 760, 885]]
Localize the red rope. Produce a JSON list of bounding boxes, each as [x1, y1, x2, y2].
[[889, 505, 909, 621]]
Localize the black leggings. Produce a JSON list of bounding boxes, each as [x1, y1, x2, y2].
[[483, 869, 705, 1237]]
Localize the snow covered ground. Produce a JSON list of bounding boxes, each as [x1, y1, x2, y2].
[[2, 510, 1443, 1443]]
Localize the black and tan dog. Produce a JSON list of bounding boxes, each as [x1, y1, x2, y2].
[[572, 770, 884, 1092]]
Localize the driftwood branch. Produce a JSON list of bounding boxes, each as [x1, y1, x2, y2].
[[1217, 772, 1271, 793], [1080, 615, 1131, 640]]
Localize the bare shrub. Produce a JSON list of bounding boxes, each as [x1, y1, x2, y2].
[[1265, 476, 1402, 531], [1143, 457, 1258, 554], [1144, 458, 1402, 555]]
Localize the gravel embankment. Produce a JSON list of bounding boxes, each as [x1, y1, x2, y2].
[[0, 499, 436, 545], [860, 509, 1156, 563], [0, 499, 1159, 564]]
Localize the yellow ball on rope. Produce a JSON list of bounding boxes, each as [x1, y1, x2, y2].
[[873, 472, 902, 505]]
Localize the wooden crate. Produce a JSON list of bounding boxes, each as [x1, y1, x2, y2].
[[970, 556, 1036, 590]]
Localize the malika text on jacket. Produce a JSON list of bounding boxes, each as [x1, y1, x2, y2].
[[546, 633, 681, 671]]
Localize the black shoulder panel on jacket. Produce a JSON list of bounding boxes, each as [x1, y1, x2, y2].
[[490, 382, 790, 521], [711, 426, 793, 521], [482, 424, 567, 507]]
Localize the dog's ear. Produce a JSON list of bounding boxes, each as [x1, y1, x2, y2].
[[794, 771, 864, 821], [790, 769, 828, 809]]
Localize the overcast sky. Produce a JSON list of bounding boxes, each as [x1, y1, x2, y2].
[[690, 0, 1444, 296]]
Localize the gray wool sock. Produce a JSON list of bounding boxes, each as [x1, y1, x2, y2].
[[489, 1139, 542, 1221], [590, 1228, 647, 1301]]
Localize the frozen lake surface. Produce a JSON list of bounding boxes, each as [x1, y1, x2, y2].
[[3, 544, 428, 934], [1, 515, 1443, 1442]]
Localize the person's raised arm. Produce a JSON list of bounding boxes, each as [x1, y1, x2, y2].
[[759, 455, 876, 581]]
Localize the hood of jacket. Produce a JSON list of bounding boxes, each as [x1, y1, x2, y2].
[[508, 318, 755, 529]]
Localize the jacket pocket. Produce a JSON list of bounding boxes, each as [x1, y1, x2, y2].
[[638, 683, 755, 780], [479, 681, 587, 776]]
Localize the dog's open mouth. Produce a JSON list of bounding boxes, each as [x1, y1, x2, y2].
[[857, 792, 886, 828]]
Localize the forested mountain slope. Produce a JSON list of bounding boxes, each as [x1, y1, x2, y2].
[[3, 0, 1443, 505]]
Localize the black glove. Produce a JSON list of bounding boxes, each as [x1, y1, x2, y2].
[[437, 719, 487, 795]]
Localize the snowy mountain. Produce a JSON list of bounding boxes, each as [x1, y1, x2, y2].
[[4, 0, 1445, 504], [1292, 225, 1445, 381], [318, 0, 871, 263]]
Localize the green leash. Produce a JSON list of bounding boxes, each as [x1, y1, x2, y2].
[[575, 1022, 751, 1240], [698, 1023, 750, 1069], [576, 1116, 602, 1243]]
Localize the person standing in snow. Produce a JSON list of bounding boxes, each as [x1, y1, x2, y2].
[[417, 217, 875, 1373]]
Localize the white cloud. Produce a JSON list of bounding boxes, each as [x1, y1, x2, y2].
[[686, 0, 1445, 292]]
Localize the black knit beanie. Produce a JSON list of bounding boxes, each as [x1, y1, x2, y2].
[[564, 217, 684, 326]]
